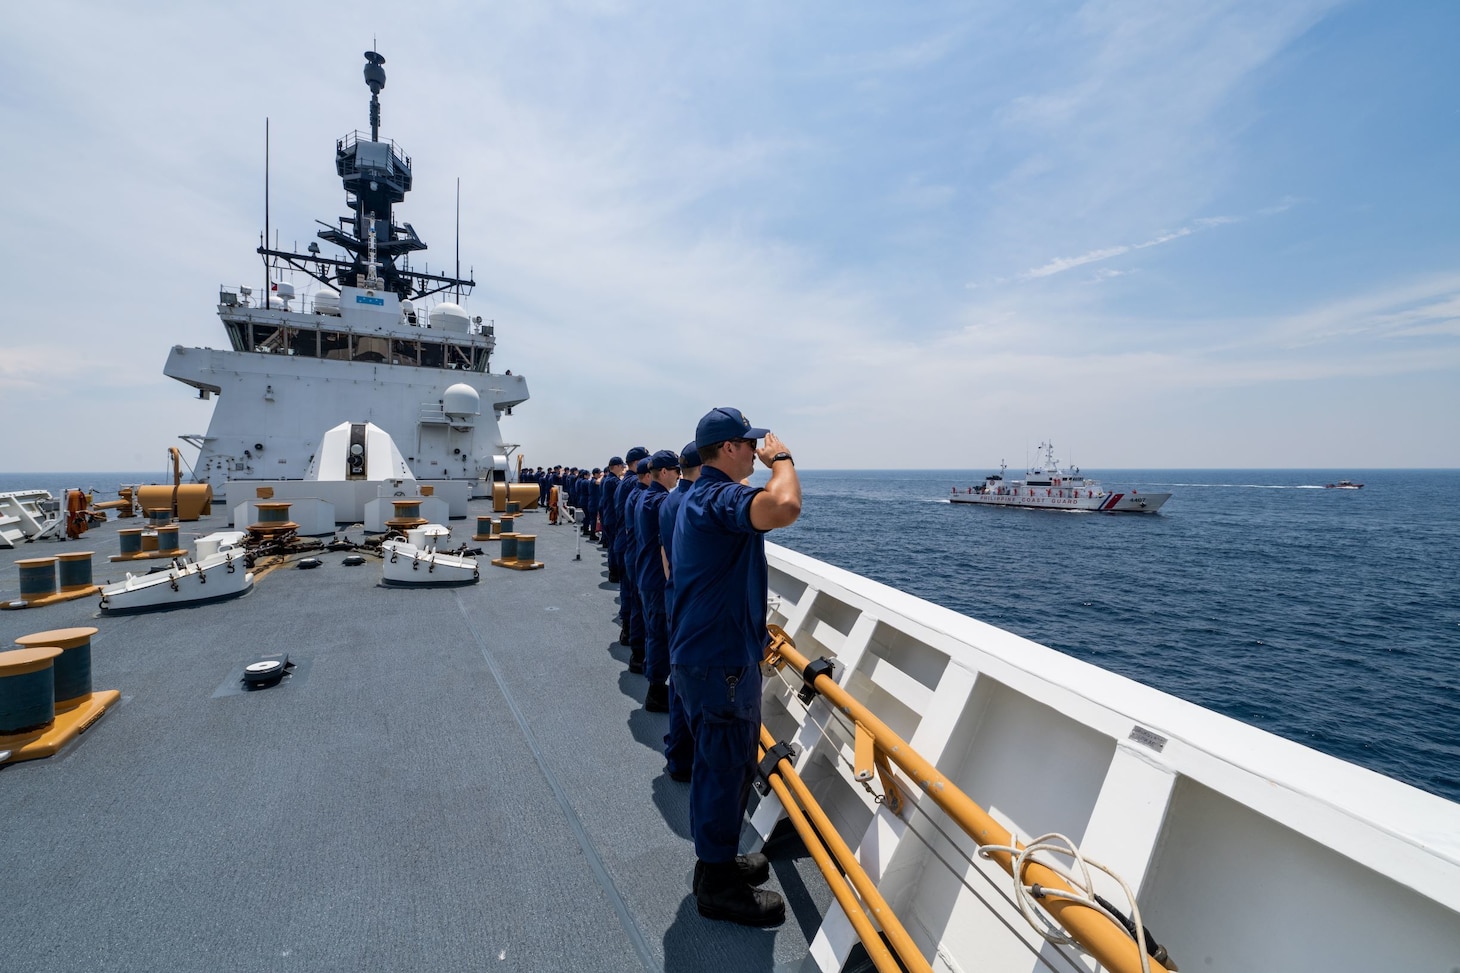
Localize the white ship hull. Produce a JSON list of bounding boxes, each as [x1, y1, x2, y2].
[[951, 489, 1171, 513], [954, 442, 1171, 513]]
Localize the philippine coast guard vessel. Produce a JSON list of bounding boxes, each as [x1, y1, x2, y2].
[[163, 50, 526, 505], [951, 442, 1171, 513]]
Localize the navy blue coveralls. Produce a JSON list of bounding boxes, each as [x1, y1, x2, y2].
[[635, 480, 671, 686], [582, 477, 598, 536], [659, 477, 695, 775], [600, 472, 621, 553], [617, 477, 646, 646], [668, 467, 768, 863], [612, 476, 638, 631], [615, 474, 640, 581]]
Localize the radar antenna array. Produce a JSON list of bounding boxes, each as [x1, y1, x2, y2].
[[254, 50, 475, 302]]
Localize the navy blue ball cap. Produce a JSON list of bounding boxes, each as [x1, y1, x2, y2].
[[625, 446, 650, 464], [592, 467, 602, 474], [695, 407, 769, 449], [635, 458, 651, 475], [679, 442, 702, 468], [608, 456, 624, 467], [649, 449, 680, 471]]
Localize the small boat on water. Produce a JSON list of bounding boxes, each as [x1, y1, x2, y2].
[[950, 442, 1172, 513], [1325, 480, 1364, 489], [98, 530, 254, 613]]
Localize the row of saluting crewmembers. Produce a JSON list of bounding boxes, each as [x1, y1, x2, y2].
[[567, 407, 804, 928]]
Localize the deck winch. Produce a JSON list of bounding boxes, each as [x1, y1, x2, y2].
[[3, 553, 100, 610], [0, 627, 120, 765], [490, 531, 544, 571], [248, 501, 301, 539]]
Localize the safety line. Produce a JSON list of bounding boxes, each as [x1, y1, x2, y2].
[[454, 591, 659, 973], [818, 707, 1087, 973]]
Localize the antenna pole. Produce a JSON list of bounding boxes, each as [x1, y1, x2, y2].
[[364, 51, 386, 142], [264, 117, 270, 310], [455, 177, 461, 302]]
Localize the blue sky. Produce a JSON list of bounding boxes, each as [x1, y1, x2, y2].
[[3, 1, 1456, 471]]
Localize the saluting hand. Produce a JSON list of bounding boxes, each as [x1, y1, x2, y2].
[[758, 432, 790, 468]]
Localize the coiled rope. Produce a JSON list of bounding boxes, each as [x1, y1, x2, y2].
[[977, 833, 1153, 973]]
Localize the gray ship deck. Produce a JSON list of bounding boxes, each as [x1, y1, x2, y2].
[[0, 498, 834, 972]]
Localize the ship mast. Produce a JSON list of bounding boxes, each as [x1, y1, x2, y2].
[[254, 50, 475, 302], [366, 50, 384, 142]]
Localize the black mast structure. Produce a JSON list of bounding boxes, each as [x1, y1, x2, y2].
[[256, 50, 475, 302]]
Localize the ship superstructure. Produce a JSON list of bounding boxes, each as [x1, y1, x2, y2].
[[164, 51, 526, 502]]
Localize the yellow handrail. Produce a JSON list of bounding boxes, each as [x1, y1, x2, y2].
[[756, 739, 905, 973], [759, 726, 932, 973], [765, 625, 1171, 973]]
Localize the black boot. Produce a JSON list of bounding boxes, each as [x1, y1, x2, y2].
[[628, 644, 645, 674], [644, 682, 670, 712], [692, 853, 770, 893], [619, 621, 631, 647], [607, 568, 620, 584], [694, 859, 783, 926]]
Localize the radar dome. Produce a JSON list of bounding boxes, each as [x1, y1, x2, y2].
[[429, 302, 472, 334], [313, 288, 341, 315], [443, 383, 480, 421]]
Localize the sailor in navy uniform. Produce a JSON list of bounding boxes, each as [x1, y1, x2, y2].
[[635, 450, 681, 712], [620, 454, 652, 668], [599, 457, 624, 577], [670, 407, 801, 926], [585, 467, 602, 540], [613, 447, 650, 651], [659, 442, 700, 779], [573, 469, 589, 534]]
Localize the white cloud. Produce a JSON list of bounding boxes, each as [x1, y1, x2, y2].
[[1, 1, 1455, 472], [1022, 245, 1130, 279], [1261, 274, 1460, 346], [1017, 220, 1212, 280]]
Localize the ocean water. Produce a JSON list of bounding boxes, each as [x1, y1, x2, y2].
[[6, 469, 1458, 802], [773, 469, 1460, 804], [0, 473, 170, 500]]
